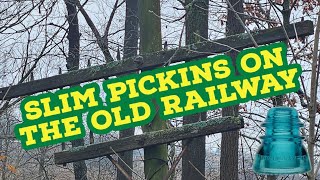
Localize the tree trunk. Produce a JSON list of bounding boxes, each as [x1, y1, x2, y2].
[[122, 0, 139, 60], [64, 1, 88, 179], [138, 1, 168, 180], [182, 1, 208, 179], [116, 1, 138, 180], [307, 9, 320, 180], [220, 0, 244, 179], [38, 147, 48, 180]]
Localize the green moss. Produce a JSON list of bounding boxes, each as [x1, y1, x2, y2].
[[69, 145, 87, 152]]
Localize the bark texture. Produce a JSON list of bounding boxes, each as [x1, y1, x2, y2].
[[182, 1, 208, 179], [139, 1, 168, 179], [116, 0, 139, 179], [220, 0, 244, 179], [65, 1, 88, 179]]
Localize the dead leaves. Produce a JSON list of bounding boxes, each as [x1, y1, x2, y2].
[[0, 155, 17, 174]]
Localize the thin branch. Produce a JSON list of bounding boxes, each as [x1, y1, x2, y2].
[[188, 161, 208, 180], [290, 0, 298, 11], [109, 147, 145, 180], [177, 0, 185, 6], [308, 12, 320, 178], [268, 0, 311, 108], [103, 0, 124, 39], [240, 133, 261, 144], [74, 0, 114, 62], [107, 155, 132, 180], [225, 0, 258, 47], [163, 144, 188, 180]]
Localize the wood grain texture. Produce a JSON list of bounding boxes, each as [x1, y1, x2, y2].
[[54, 116, 244, 164], [0, 21, 313, 100]]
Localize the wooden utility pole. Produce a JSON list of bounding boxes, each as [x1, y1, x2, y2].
[[64, 0, 88, 179], [182, 1, 208, 179], [139, 1, 168, 179], [0, 21, 313, 101], [220, 0, 244, 179], [116, 0, 139, 179]]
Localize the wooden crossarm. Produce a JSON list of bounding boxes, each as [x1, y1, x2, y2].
[[54, 116, 243, 164], [0, 21, 313, 100]]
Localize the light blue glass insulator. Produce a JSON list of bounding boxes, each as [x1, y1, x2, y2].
[[253, 107, 311, 175]]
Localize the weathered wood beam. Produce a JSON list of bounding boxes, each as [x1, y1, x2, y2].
[[0, 21, 313, 100], [54, 116, 243, 164]]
